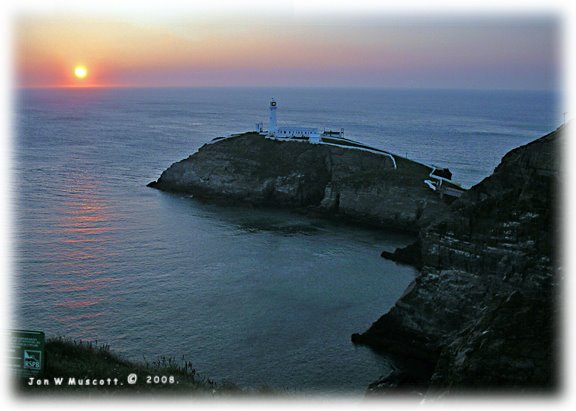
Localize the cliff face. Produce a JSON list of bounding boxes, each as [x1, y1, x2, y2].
[[148, 133, 450, 231], [355, 128, 561, 394]]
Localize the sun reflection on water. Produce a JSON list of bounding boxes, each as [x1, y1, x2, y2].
[[41, 175, 120, 337]]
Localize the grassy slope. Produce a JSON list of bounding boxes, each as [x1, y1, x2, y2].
[[15, 338, 248, 396]]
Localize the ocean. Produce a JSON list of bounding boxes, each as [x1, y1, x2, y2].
[[13, 87, 559, 394]]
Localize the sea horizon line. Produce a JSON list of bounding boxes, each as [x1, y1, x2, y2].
[[15, 84, 560, 93]]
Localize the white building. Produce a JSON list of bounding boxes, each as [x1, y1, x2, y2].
[[263, 99, 321, 143]]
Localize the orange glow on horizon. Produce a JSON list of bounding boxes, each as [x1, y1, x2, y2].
[[15, 14, 558, 90]]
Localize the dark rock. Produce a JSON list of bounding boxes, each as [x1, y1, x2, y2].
[[355, 126, 562, 395], [381, 239, 422, 268], [429, 290, 557, 394], [367, 368, 429, 396], [148, 132, 452, 231], [350, 333, 362, 343]]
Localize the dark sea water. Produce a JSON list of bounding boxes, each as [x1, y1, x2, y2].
[[13, 87, 559, 394]]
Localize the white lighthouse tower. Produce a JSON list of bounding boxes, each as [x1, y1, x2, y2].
[[268, 98, 277, 135]]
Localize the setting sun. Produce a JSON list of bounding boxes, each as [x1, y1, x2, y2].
[[74, 66, 87, 79]]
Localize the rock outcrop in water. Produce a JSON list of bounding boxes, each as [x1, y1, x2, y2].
[[148, 132, 454, 231], [353, 127, 561, 395]]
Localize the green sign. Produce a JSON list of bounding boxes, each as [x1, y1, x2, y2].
[[9, 330, 45, 378]]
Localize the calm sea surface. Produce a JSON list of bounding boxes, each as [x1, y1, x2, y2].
[[13, 87, 559, 394]]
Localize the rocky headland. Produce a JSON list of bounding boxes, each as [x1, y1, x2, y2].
[[354, 127, 561, 395], [148, 127, 561, 396], [148, 132, 457, 232]]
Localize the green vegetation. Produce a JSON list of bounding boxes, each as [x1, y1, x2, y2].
[[393, 155, 433, 176], [15, 337, 250, 396]]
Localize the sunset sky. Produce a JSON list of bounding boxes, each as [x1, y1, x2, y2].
[[15, 13, 559, 90]]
